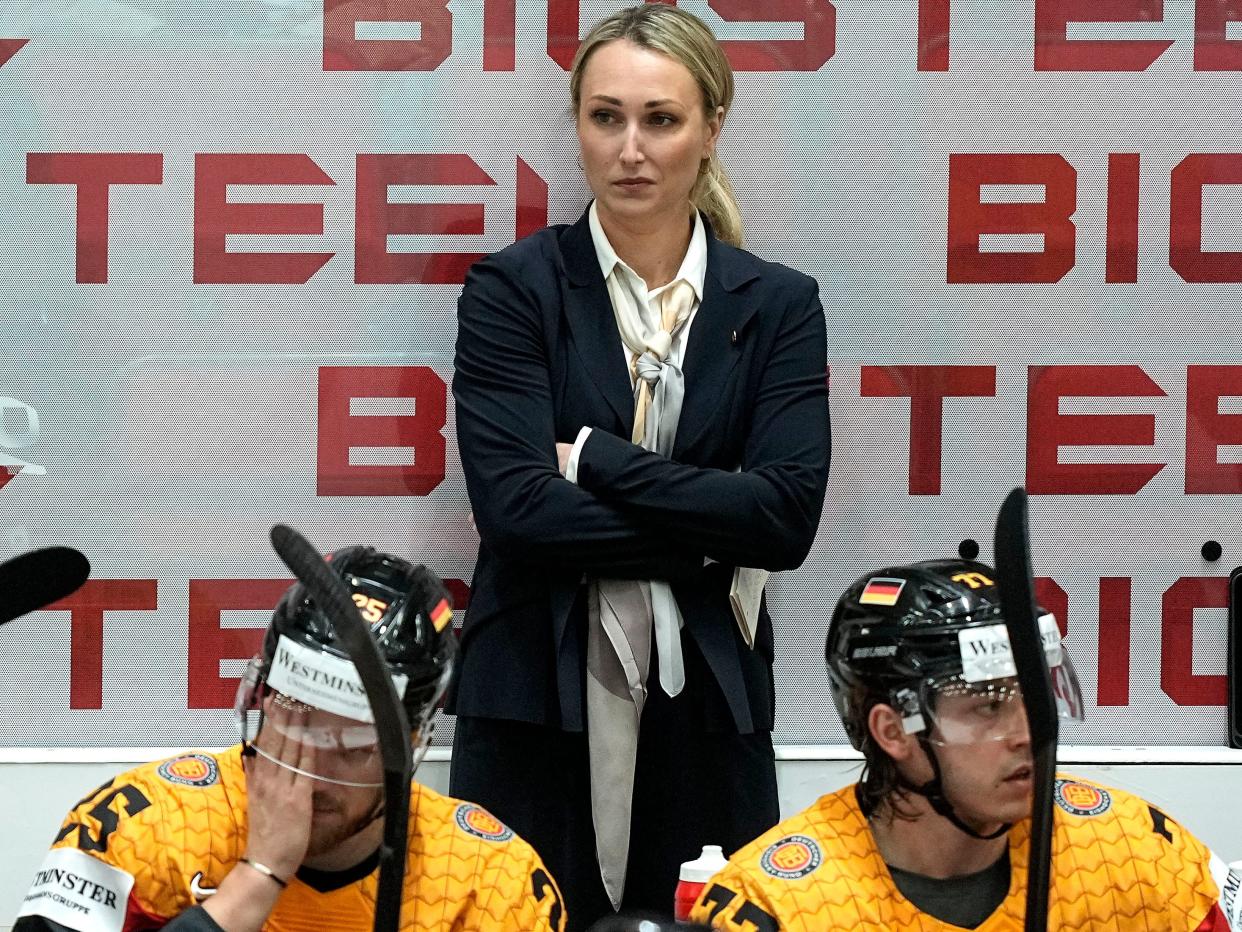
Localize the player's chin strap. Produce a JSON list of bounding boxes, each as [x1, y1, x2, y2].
[[899, 736, 1011, 841]]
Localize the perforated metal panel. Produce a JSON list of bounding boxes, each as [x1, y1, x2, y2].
[[0, 1, 1235, 748]]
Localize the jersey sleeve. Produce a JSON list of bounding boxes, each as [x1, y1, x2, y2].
[[1149, 805, 1242, 931], [469, 842, 566, 932], [14, 773, 179, 932], [1204, 853, 1242, 930]]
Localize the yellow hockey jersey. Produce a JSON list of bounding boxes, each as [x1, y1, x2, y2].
[[690, 775, 1238, 931], [16, 746, 565, 932]]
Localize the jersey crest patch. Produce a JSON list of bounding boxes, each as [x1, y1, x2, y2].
[[1054, 779, 1112, 817], [759, 834, 822, 880], [157, 753, 219, 788], [455, 804, 514, 842]]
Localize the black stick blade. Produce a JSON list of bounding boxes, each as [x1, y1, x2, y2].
[[994, 487, 1057, 932], [0, 546, 90, 626], [268, 524, 411, 932]]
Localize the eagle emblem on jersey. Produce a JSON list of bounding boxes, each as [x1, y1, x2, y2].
[[759, 835, 823, 880], [1054, 779, 1112, 817], [455, 804, 514, 842], [157, 753, 219, 788]]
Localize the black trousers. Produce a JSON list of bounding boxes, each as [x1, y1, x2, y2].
[[449, 657, 779, 932]]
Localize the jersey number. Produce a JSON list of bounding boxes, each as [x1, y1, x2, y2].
[[531, 868, 563, 928], [702, 883, 778, 932], [56, 783, 152, 853]]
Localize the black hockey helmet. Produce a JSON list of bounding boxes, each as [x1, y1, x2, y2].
[[234, 546, 456, 786], [826, 558, 1082, 750], [262, 545, 457, 724]]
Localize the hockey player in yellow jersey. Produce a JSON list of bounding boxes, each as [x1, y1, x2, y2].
[[690, 559, 1241, 931], [16, 547, 566, 932]]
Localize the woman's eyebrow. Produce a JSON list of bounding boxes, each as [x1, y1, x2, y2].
[[586, 94, 683, 108]]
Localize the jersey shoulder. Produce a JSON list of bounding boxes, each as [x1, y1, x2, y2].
[[412, 784, 533, 853], [725, 783, 873, 881], [20, 748, 245, 930], [1047, 772, 1227, 927], [1051, 772, 1202, 852], [406, 785, 565, 930], [694, 786, 898, 931]]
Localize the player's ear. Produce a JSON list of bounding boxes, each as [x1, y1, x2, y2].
[[867, 703, 918, 762]]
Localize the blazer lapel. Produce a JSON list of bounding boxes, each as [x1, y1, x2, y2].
[[559, 212, 635, 434], [675, 231, 761, 456]]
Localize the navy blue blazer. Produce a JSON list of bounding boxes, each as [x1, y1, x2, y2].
[[448, 208, 831, 735]]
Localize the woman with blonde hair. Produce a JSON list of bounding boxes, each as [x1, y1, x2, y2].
[[449, 5, 831, 928]]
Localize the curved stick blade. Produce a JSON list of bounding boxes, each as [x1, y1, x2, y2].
[[994, 488, 1057, 932], [0, 546, 91, 625], [269, 524, 411, 932]]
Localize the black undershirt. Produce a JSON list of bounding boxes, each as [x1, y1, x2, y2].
[[887, 849, 1011, 929], [296, 847, 381, 892]]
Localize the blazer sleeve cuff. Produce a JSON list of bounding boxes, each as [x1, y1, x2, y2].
[[564, 426, 592, 485]]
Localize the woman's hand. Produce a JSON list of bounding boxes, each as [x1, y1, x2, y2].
[[556, 442, 574, 477]]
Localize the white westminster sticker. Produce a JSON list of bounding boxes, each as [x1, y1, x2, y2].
[[265, 635, 408, 723], [959, 614, 1063, 683], [17, 847, 135, 932]]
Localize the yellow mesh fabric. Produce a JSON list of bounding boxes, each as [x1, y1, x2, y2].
[[44, 746, 565, 931], [690, 775, 1223, 931]]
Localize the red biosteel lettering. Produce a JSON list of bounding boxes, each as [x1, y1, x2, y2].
[[1105, 153, 1140, 283], [317, 366, 448, 496], [1025, 365, 1166, 494], [484, 0, 517, 70], [947, 154, 1077, 284], [1194, 0, 1242, 70], [918, 0, 950, 70], [1035, 578, 1069, 638], [710, 0, 836, 72], [546, 0, 581, 70], [0, 38, 28, 68], [1169, 153, 1242, 283], [46, 580, 159, 710], [356, 154, 489, 285], [1034, 0, 1173, 71], [355, 155, 546, 284], [193, 154, 335, 285], [860, 365, 996, 495], [187, 579, 289, 708], [1097, 576, 1132, 706], [26, 153, 163, 284], [1185, 365, 1242, 493], [323, 0, 451, 71], [547, 0, 834, 72], [1161, 576, 1228, 706]]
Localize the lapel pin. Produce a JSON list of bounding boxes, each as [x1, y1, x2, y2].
[[730, 330, 738, 345]]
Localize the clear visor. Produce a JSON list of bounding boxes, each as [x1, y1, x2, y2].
[[234, 656, 432, 787], [919, 617, 1086, 746]]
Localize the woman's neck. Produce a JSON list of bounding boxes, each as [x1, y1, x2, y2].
[[596, 203, 694, 289]]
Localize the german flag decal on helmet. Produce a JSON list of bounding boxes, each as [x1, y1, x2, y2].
[[858, 577, 905, 607]]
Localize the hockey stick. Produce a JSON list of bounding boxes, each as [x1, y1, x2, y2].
[[269, 525, 411, 932], [0, 546, 90, 626], [1229, 566, 1242, 750], [993, 488, 1056, 932]]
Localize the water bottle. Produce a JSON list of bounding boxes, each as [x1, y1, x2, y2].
[[673, 844, 728, 922]]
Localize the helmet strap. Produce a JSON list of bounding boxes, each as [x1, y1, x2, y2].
[[898, 736, 1011, 841]]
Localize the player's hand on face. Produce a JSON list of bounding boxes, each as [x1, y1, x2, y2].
[[244, 694, 317, 879]]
